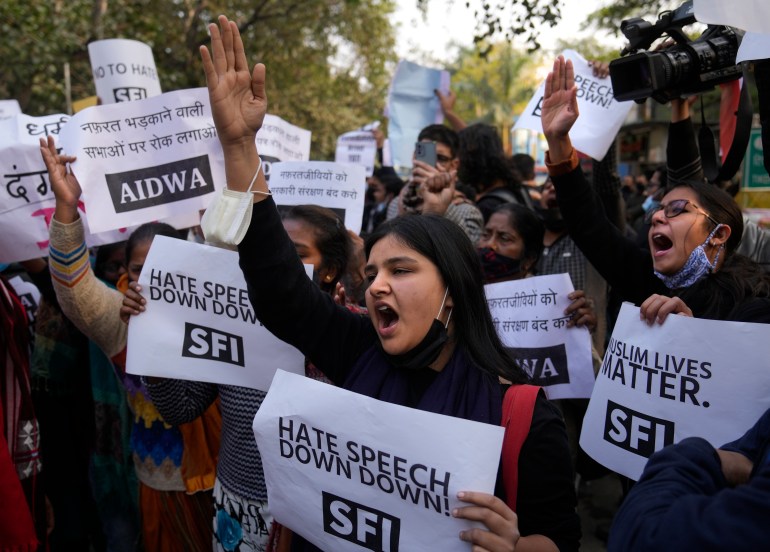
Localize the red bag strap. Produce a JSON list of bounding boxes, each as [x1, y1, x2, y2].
[[501, 384, 541, 512]]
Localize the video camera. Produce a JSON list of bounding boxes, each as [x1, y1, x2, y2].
[[609, 1, 742, 103]]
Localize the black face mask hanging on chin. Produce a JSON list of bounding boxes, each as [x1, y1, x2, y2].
[[378, 288, 451, 371]]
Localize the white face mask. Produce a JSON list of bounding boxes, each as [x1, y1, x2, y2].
[[200, 160, 262, 248]]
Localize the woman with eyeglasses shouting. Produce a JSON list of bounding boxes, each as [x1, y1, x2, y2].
[[539, 56, 770, 325]]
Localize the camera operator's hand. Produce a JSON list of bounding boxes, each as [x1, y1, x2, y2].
[[541, 56, 579, 161], [589, 60, 609, 79]]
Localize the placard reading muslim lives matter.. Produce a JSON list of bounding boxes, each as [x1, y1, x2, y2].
[[485, 273, 595, 400], [126, 236, 306, 391], [269, 161, 366, 234], [59, 87, 226, 234], [253, 370, 504, 552], [580, 303, 770, 480]]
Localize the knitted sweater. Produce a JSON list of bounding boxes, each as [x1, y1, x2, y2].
[[146, 380, 267, 501], [48, 217, 187, 492]]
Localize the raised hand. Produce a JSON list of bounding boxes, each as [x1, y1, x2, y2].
[[200, 15, 267, 148], [541, 56, 579, 141], [39, 135, 81, 224]]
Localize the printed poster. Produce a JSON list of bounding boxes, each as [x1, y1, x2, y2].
[[580, 303, 770, 480], [269, 161, 367, 234], [0, 113, 193, 263], [335, 122, 379, 177], [126, 236, 306, 390], [486, 273, 595, 399], [513, 49, 633, 161], [59, 87, 225, 234], [253, 370, 504, 552], [88, 39, 163, 104], [257, 114, 312, 181]]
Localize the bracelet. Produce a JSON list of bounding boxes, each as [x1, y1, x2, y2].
[[252, 189, 272, 196]]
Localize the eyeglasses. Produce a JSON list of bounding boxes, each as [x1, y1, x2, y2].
[[644, 198, 719, 226], [436, 154, 454, 164]]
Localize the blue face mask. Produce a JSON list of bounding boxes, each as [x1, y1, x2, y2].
[[654, 224, 724, 289], [642, 195, 659, 213]]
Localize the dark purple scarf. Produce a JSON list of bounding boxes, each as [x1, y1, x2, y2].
[[343, 344, 503, 426]]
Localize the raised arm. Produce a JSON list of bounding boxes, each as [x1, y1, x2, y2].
[[204, 16, 375, 382], [40, 136, 127, 358], [201, 15, 267, 199]]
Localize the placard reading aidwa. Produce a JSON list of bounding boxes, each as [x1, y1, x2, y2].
[[58, 87, 225, 234], [126, 236, 305, 390], [257, 114, 312, 181], [269, 161, 366, 234], [513, 49, 633, 161], [694, 0, 770, 35], [88, 39, 162, 104], [486, 273, 595, 399], [0, 113, 195, 264], [253, 370, 504, 552], [580, 303, 770, 480], [335, 122, 379, 176]]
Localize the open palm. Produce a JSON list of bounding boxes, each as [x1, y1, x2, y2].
[[39, 135, 81, 208], [540, 56, 579, 139], [201, 15, 267, 146]]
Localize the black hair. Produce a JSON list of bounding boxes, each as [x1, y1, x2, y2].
[[372, 166, 405, 197], [365, 214, 528, 384], [417, 124, 459, 158], [669, 180, 770, 319], [491, 203, 545, 269], [283, 205, 351, 293], [94, 241, 126, 282], [126, 222, 182, 264], [511, 153, 536, 181], [457, 123, 522, 194], [667, 180, 744, 255]]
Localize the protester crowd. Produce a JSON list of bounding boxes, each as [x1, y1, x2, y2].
[[3, 12, 770, 552]]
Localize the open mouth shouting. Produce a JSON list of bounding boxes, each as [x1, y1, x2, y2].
[[374, 301, 399, 337], [650, 233, 673, 258]]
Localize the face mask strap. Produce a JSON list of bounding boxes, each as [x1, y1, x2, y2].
[[437, 287, 452, 329], [705, 224, 725, 270]]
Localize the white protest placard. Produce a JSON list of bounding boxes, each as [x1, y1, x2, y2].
[[269, 161, 366, 234], [88, 39, 162, 104], [737, 32, 770, 63], [0, 100, 21, 120], [485, 273, 594, 399], [58, 87, 225, 234], [8, 275, 41, 326], [386, 60, 450, 169], [335, 122, 379, 177], [694, 0, 770, 35], [580, 303, 770, 481], [126, 236, 305, 390], [513, 50, 633, 161], [253, 370, 504, 552], [257, 114, 312, 181], [0, 112, 202, 263]]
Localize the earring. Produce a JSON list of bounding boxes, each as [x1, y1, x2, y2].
[[324, 275, 332, 282]]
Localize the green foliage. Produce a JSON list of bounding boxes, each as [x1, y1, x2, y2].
[[0, 0, 397, 159], [448, 41, 542, 126]]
